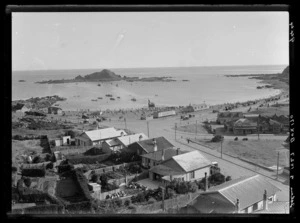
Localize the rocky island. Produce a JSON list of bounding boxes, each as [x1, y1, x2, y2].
[[36, 69, 176, 84]]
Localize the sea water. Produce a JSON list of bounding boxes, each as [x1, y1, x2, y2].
[[12, 65, 286, 111]]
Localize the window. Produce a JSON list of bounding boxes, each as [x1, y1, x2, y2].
[[190, 171, 195, 179], [253, 203, 258, 211]]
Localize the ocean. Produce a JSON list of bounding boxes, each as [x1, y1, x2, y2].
[[12, 65, 287, 111]]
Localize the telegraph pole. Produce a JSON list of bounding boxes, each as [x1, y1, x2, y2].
[[257, 115, 260, 140], [276, 151, 280, 179], [175, 123, 177, 140], [195, 120, 197, 139], [147, 121, 150, 138], [124, 118, 127, 130]]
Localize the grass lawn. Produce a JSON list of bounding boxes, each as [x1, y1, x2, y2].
[[196, 139, 289, 168], [176, 123, 208, 134]]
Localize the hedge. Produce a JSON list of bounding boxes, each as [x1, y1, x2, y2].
[[67, 154, 110, 165], [65, 201, 92, 213], [23, 204, 65, 214], [57, 164, 74, 174], [22, 168, 46, 177]]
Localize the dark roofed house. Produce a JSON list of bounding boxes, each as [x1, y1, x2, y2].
[[140, 147, 184, 169], [217, 112, 243, 124], [126, 136, 174, 156], [181, 175, 281, 214], [48, 106, 63, 115], [233, 118, 257, 135]]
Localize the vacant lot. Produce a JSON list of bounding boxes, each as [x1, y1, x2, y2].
[[175, 123, 208, 134], [12, 139, 45, 166], [195, 139, 289, 168]]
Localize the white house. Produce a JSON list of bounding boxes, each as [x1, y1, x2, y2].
[[75, 127, 127, 146], [149, 150, 212, 184]]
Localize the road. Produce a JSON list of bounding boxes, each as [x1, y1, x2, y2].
[[101, 112, 289, 203]]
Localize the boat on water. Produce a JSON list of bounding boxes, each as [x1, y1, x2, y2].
[[98, 83, 101, 86], [117, 96, 120, 99], [98, 97, 103, 99], [105, 94, 113, 97], [110, 98, 115, 101], [116, 84, 118, 87], [18, 80, 26, 82], [131, 98, 137, 102], [91, 99, 97, 102]]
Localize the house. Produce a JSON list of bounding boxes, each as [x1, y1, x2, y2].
[[54, 135, 73, 147], [217, 112, 243, 124], [149, 150, 212, 185], [75, 127, 127, 146], [181, 175, 281, 214], [141, 148, 184, 169], [269, 119, 283, 134], [48, 106, 63, 115], [15, 104, 32, 114], [126, 136, 174, 156], [233, 118, 257, 135], [153, 110, 176, 118], [183, 103, 209, 113], [102, 133, 148, 154], [271, 114, 289, 132]]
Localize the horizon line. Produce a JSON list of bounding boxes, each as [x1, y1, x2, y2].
[[12, 64, 288, 72]]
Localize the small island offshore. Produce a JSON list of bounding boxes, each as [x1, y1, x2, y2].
[[36, 69, 176, 84]]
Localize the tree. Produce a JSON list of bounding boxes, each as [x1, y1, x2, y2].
[[91, 174, 99, 183], [225, 176, 232, 182], [100, 174, 108, 188], [209, 173, 225, 185], [211, 135, 224, 142], [23, 177, 32, 188], [65, 130, 76, 138]]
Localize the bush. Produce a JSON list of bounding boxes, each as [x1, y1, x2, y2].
[[234, 137, 238, 141], [176, 182, 189, 194], [44, 153, 52, 161], [57, 164, 74, 174], [124, 199, 131, 207], [211, 135, 224, 142], [113, 198, 122, 208], [208, 173, 225, 185], [12, 166, 18, 173], [46, 162, 54, 170], [100, 174, 108, 188], [22, 168, 46, 177], [23, 177, 32, 187], [91, 174, 99, 183], [147, 197, 156, 204], [225, 176, 232, 182], [131, 192, 146, 203], [32, 156, 42, 164]]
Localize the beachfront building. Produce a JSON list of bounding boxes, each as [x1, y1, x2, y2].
[[149, 150, 212, 185], [48, 106, 63, 115], [271, 114, 289, 132], [126, 137, 174, 156], [153, 110, 176, 118], [182, 103, 209, 113], [140, 148, 183, 169], [233, 118, 257, 135], [180, 175, 281, 214], [75, 127, 127, 147], [217, 112, 243, 124]]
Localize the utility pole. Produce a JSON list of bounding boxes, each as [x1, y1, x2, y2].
[[195, 120, 197, 139], [276, 151, 280, 179], [147, 121, 150, 138], [221, 136, 224, 159], [257, 115, 260, 140], [161, 186, 165, 211], [124, 118, 127, 130], [175, 123, 177, 140]]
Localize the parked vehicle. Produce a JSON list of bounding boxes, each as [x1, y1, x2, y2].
[[234, 137, 238, 141], [242, 138, 248, 141]]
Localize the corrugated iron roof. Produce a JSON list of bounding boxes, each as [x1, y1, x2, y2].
[[254, 201, 289, 214], [205, 175, 281, 211], [104, 138, 120, 147], [164, 150, 211, 173], [117, 133, 148, 147], [137, 136, 174, 153], [150, 163, 184, 176], [234, 118, 257, 127], [140, 148, 184, 161], [81, 127, 126, 141]]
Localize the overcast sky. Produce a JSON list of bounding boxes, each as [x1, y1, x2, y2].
[[12, 11, 289, 71]]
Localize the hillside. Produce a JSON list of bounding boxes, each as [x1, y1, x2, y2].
[[77, 69, 122, 81]]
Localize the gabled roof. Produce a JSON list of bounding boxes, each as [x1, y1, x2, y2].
[[269, 119, 282, 126], [140, 148, 185, 162], [80, 127, 127, 142], [218, 112, 243, 118], [135, 136, 174, 153], [150, 163, 184, 176], [254, 201, 289, 214], [204, 175, 281, 211], [104, 138, 120, 147], [117, 133, 148, 147], [169, 150, 211, 172], [234, 118, 257, 127]]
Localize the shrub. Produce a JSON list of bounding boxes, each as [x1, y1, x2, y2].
[[44, 153, 52, 161], [57, 164, 74, 174], [176, 182, 189, 194], [12, 166, 18, 173], [225, 176, 232, 182], [23, 177, 32, 187], [100, 174, 108, 188], [22, 168, 46, 177], [208, 173, 225, 185], [91, 174, 99, 183], [32, 156, 42, 164], [147, 197, 157, 204], [113, 198, 122, 208], [124, 199, 131, 207], [211, 135, 224, 142], [46, 162, 54, 170]]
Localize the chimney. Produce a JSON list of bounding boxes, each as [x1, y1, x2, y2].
[[161, 149, 165, 161], [235, 199, 240, 213], [153, 138, 157, 152], [263, 189, 268, 210], [139, 135, 143, 141], [204, 172, 208, 191], [176, 148, 180, 155]]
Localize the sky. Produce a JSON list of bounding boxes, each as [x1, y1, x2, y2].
[[12, 11, 289, 71]]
